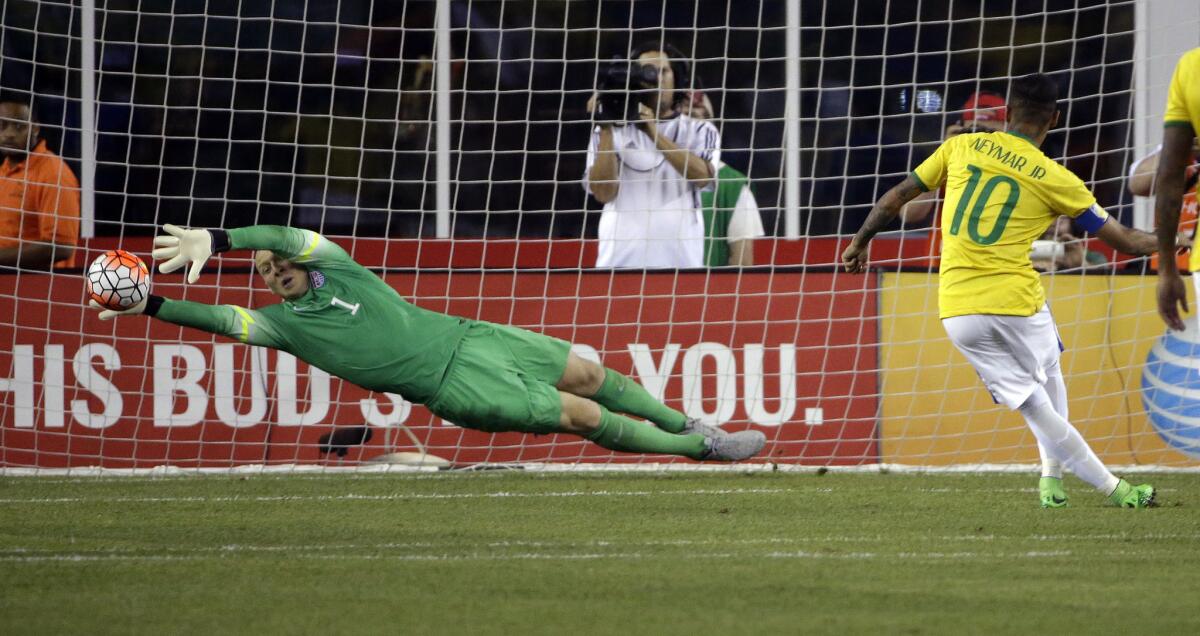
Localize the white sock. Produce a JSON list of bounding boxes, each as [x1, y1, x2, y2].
[[1038, 370, 1068, 479], [1018, 387, 1119, 494], [1036, 442, 1063, 480]]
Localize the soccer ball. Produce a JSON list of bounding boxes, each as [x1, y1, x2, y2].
[[86, 250, 150, 311]]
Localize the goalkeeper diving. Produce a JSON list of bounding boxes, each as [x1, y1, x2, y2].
[[843, 73, 1177, 508], [92, 224, 766, 462]]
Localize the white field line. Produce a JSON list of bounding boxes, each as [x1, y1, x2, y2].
[[2, 472, 513, 486], [919, 487, 1181, 494], [0, 484, 1184, 505], [4, 533, 1196, 559], [0, 549, 1092, 564], [6, 462, 1200, 477], [0, 487, 792, 505]]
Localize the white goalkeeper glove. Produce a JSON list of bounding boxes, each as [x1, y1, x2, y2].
[[89, 298, 148, 321], [153, 224, 214, 283]]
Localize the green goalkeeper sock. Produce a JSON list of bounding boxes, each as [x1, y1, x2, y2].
[[586, 407, 707, 460], [591, 368, 688, 433]]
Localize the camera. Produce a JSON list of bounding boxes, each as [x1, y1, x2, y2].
[[594, 56, 660, 123]]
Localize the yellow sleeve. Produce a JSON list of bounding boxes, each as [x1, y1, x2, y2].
[[1042, 164, 1098, 217], [1165, 49, 1199, 129], [911, 139, 952, 192]]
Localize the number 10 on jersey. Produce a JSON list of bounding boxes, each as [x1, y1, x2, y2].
[[948, 164, 1020, 245]]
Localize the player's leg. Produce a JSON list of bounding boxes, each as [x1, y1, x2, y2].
[[485, 322, 729, 440], [1038, 360, 1068, 507], [430, 325, 759, 460], [1017, 385, 1116, 493], [1017, 386, 1154, 508], [942, 310, 1153, 507], [556, 351, 690, 433], [557, 392, 703, 458], [480, 322, 690, 432], [1014, 315, 1153, 508], [1036, 450, 1068, 508], [557, 392, 764, 461]]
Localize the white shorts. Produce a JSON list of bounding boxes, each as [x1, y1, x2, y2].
[[941, 306, 1063, 410]]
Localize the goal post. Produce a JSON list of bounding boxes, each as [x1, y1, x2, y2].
[[2, 1, 1200, 472], [1131, 0, 1200, 230]]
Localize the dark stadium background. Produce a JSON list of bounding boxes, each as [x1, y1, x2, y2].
[[0, 0, 1137, 242]]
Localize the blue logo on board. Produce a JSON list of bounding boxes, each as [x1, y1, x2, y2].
[[1141, 318, 1200, 459]]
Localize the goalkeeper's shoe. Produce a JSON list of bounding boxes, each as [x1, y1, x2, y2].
[[700, 429, 766, 462], [1108, 479, 1156, 509], [1039, 476, 1068, 508], [682, 417, 728, 440]]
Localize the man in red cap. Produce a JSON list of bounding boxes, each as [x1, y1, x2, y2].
[[953, 91, 1008, 134], [899, 91, 1008, 267]]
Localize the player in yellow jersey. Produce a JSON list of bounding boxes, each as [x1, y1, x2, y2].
[[1155, 48, 1200, 331], [843, 74, 1161, 508]]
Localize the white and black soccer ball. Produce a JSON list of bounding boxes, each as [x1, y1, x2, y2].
[[86, 249, 150, 310]]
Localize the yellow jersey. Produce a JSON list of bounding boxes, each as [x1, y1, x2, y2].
[[911, 130, 1106, 319], [1163, 47, 1200, 271], [1164, 47, 1200, 135]]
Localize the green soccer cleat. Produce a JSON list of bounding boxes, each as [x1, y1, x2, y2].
[[1108, 479, 1156, 509], [1039, 476, 1068, 508]]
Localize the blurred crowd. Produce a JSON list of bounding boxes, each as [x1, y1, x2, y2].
[[0, 0, 1143, 259]]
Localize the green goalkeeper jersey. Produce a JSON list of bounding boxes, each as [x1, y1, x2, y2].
[[154, 225, 470, 403]]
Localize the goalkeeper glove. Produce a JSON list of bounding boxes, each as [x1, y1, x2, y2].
[[153, 224, 230, 283], [89, 296, 151, 320]]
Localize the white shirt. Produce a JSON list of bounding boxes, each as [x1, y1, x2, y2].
[[725, 174, 766, 244], [1127, 143, 1162, 184], [584, 114, 720, 268]]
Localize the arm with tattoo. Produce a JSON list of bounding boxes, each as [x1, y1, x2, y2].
[[842, 176, 927, 273]]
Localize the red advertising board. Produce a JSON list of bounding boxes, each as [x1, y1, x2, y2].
[[75, 234, 1133, 269], [1, 270, 879, 467]]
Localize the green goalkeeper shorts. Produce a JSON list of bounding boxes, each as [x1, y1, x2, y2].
[[426, 320, 571, 434]]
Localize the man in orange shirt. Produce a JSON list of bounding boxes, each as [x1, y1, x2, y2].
[[0, 93, 80, 269], [1127, 140, 1200, 272]]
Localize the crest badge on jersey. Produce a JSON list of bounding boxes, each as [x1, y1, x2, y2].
[[309, 270, 326, 289]]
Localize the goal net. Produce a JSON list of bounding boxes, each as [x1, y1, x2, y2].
[[3, 0, 1200, 472]]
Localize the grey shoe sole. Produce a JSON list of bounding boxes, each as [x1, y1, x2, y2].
[[682, 418, 729, 440], [703, 430, 767, 461]]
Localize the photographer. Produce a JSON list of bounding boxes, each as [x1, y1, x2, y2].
[[584, 42, 719, 268]]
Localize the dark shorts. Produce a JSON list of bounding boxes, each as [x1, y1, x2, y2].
[[426, 321, 570, 434]]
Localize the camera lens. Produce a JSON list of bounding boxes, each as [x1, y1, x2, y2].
[[637, 64, 659, 87]]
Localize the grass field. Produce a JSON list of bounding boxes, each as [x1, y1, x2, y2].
[[2, 471, 1198, 635]]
